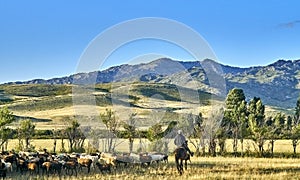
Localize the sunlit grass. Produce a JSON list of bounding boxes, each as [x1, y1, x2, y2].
[[5, 156, 300, 180]]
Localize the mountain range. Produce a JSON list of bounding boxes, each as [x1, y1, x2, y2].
[[5, 58, 300, 109]]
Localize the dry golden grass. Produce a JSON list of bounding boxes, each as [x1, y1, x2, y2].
[[224, 139, 300, 154], [5, 156, 300, 180], [2, 138, 300, 179], [4, 138, 300, 155]]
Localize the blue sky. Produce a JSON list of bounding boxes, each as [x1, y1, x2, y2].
[[0, 0, 299, 83]]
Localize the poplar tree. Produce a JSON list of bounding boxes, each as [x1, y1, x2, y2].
[[224, 88, 248, 156], [248, 97, 266, 156], [288, 97, 300, 156]]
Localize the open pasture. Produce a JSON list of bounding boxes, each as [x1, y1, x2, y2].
[[1, 139, 300, 179], [5, 139, 300, 155], [2, 156, 300, 180]]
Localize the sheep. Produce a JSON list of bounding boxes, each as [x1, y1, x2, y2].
[[95, 162, 112, 173]]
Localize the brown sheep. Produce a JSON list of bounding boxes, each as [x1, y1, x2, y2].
[[77, 158, 92, 173]]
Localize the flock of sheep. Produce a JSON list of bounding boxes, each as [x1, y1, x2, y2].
[[0, 150, 169, 179]]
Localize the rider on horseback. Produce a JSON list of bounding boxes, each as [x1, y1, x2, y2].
[[174, 130, 194, 157]]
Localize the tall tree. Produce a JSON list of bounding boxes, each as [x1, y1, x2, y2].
[[52, 128, 58, 153], [146, 121, 177, 153], [265, 116, 276, 157], [189, 112, 205, 156], [0, 107, 15, 150], [123, 113, 137, 153], [100, 109, 119, 152], [224, 88, 248, 156], [262, 113, 285, 157], [204, 108, 224, 156], [273, 113, 286, 139], [65, 120, 86, 152], [248, 97, 267, 157], [59, 129, 67, 153], [288, 97, 300, 156], [18, 119, 35, 151], [147, 123, 163, 142]]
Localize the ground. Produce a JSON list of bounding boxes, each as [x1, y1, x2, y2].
[[3, 156, 300, 180]]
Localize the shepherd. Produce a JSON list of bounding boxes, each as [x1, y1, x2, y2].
[[174, 130, 194, 157]]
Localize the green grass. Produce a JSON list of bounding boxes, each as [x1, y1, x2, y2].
[[132, 83, 182, 101], [0, 84, 72, 97], [8, 95, 73, 111], [131, 83, 213, 105]]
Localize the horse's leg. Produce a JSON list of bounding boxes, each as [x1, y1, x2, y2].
[[175, 157, 180, 173], [180, 159, 183, 175], [185, 160, 187, 170]]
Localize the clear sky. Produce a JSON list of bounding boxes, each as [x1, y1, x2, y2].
[[0, 0, 299, 83]]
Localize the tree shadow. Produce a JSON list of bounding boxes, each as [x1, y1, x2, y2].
[[14, 115, 52, 122]]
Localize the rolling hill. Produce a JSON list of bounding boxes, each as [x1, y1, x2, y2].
[[4, 58, 300, 109], [1, 58, 300, 128]]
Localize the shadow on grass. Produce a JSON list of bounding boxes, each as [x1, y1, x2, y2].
[[14, 115, 52, 122], [255, 167, 300, 174], [188, 162, 217, 168]]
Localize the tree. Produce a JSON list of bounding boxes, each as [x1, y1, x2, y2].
[[123, 113, 137, 153], [287, 97, 300, 156], [58, 129, 67, 153], [265, 116, 276, 157], [189, 112, 205, 156], [224, 88, 248, 156], [18, 119, 35, 151], [100, 109, 120, 152], [0, 107, 15, 150], [147, 121, 177, 153], [147, 123, 164, 152], [217, 113, 231, 155], [65, 120, 86, 152], [274, 113, 286, 138], [147, 123, 163, 142], [52, 128, 58, 153], [205, 108, 224, 156], [248, 97, 267, 157]]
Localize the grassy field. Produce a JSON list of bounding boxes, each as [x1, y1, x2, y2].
[[4, 156, 300, 180], [1, 83, 292, 128], [4, 139, 300, 155], [7, 139, 300, 156], [1, 84, 300, 179]]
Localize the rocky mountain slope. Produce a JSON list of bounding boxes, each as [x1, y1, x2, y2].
[[5, 58, 300, 109]]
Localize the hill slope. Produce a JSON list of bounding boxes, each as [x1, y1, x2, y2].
[[4, 58, 300, 109]]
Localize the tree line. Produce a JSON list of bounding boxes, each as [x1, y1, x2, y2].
[[200, 88, 300, 157], [0, 107, 175, 154]]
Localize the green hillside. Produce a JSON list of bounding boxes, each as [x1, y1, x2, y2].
[[0, 82, 293, 129], [0, 83, 217, 128]]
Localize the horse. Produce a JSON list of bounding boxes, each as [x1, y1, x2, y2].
[[174, 147, 190, 175]]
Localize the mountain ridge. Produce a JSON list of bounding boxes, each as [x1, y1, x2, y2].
[[4, 58, 300, 109]]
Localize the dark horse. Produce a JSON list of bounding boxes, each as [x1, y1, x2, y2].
[[174, 147, 191, 175]]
